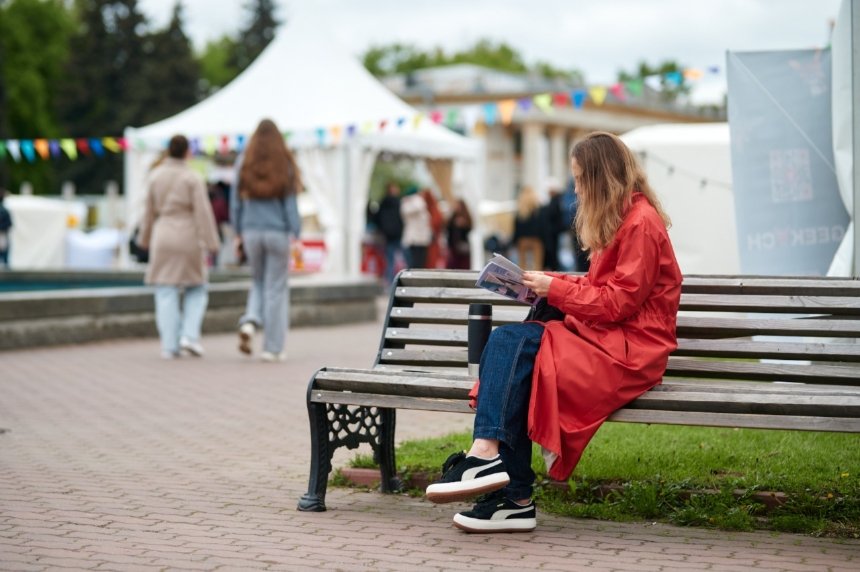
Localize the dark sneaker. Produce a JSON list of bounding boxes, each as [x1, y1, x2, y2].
[[453, 490, 537, 533], [425, 451, 510, 503]]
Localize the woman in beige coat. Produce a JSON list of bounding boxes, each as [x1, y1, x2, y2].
[[138, 135, 220, 359]]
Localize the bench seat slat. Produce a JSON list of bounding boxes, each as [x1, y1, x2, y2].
[[608, 409, 860, 432], [676, 316, 860, 338]]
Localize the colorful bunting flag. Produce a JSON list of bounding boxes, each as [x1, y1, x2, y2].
[[347, 124, 357, 138], [396, 117, 407, 128], [683, 68, 704, 80], [235, 135, 246, 152], [20, 140, 36, 162], [76, 139, 91, 156], [0, 141, 5, 160], [552, 92, 569, 106], [379, 119, 388, 131], [516, 98, 532, 112], [482, 102, 497, 126], [60, 139, 77, 160], [89, 138, 105, 157], [609, 83, 626, 102], [588, 86, 607, 106], [330, 125, 342, 144], [7, 140, 21, 162], [444, 109, 459, 128], [430, 110, 443, 124], [571, 89, 587, 109], [203, 136, 217, 156], [460, 106, 480, 133], [49, 140, 61, 157], [219, 136, 230, 155], [664, 71, 683, 87], [34, 139, 50, 160], [497, 99, 516, 125], [533, 93, 553, 113], [315, 127, 326, 146], [412, 114, 424, 129], [102, 137, 121, 153]]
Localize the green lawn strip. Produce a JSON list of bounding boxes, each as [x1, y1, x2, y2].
[[343, 423, 859, 537]]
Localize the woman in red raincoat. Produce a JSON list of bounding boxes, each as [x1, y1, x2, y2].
[[425, 131, 682, 534]]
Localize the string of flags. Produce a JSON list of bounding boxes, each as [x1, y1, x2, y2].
[[1, 66, 722, 163]]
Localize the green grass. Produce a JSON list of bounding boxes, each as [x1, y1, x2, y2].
[[344, 423, 860, 537]]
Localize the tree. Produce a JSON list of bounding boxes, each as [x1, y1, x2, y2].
[[230, 0, 280, 72], [198, 34, 240, 94], [139, 0, 200, 124], [0, 0, 73, 193], [618, 60, 690, 103], [57, 0, 151, 194]]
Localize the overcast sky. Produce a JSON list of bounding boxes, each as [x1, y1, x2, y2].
[[139, 0, 844, 104]]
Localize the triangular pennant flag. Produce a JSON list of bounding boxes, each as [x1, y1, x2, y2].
[[707, 65, 721, 75], [60, 139, 77, 160], [20, 140, 36, 162], [497, 99, 517, 125], [609, 83, 626, 101], [0, 140, 6, 160], [444, 109, 459, 127], [624, 79, 643, 97], [516, 97, 532, 112], [360, 121, 374, 134], [190, 138, 201, 155], [430, 110, 443, 124], [571, 89, 587, 109], [643, 75, 662, 92], [396, 117, 407, 128], [379, 119, 388, 131], [235, 135, 246, 152], [330, 125, 342, 144], [552, 92, 569, 107], [460, 106, 480, 134], [219, 136, 230, 155], [49, 140, 61, 157], [76, 138, 91, 156], [533, 93, 553, 113], [315, 127, 326, 145], [683, 68, 704, 81], [89, 138, 105, 157], [482, 103, 498, 126], [412, 114, 424, 129], [7, 140, 21, 162], [34, 139, 50, 160], [102, 137, 121, 153], [588, 86, 608, 106], [347, 124, 357, 138], [118, 138, 129, 151], [664, 71, 682, 87], [202, 135, 217, 155]]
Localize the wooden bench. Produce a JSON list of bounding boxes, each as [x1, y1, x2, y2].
[[297, 269, 860, 512]]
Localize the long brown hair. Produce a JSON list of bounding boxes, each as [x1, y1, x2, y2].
[[571, 131, 670, 254], [240, 119, 301, 199], [516, 185, 541, 219]]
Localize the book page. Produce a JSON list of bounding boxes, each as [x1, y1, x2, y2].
[[475, 254, 539, 305]]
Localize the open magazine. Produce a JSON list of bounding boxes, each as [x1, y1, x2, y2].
[[475, 253, 540, 305]]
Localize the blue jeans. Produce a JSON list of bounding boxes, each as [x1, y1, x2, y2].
[[474, 322, 545, 500], [240, 230, 290, 354], [383, 239, 402, 285], [154, 285, 209, 354]]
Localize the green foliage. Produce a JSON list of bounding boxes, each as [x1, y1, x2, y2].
[[362, 38, 583, 82], [0, 0, 73, 191], [198, 35, 240, 93]]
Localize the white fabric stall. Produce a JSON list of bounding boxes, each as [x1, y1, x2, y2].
[[622, 123, 739, 275], [4, 195, 87, 269], [124, 10, 481, 276]]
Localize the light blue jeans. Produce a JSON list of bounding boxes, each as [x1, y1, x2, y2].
[[240, 230, 290, 354], [154, 285, 209, 354]]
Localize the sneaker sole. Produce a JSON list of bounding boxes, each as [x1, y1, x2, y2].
[[452, 513, 536, 533], [238, 330, 252, 355], [181, 346, 203, 357], [425, 473, 510, 504]]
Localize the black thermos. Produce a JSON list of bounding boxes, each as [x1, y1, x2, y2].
[[467, 303, 493, 377]]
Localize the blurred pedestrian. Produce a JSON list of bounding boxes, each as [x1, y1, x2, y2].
[[374, 182, 404, 285], [400, 184, 432, 268], [421, 188, 445, 268], [137, 135, 221, 359], [446, 198, 472, 269], [512, 186, 546, 270], [541, 179, 566, 271], [564, 178, 590, 272], [231, 118, 302, 362], [0, 189, 12, 268]]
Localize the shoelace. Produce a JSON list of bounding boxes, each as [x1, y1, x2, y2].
[[440, 451, 466, 475]]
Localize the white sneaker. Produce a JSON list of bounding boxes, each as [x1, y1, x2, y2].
[[238, 323, 255, 355], [161, 350, 180, 360], [179, 337, 204, 357], [260, 351, 286, 363]]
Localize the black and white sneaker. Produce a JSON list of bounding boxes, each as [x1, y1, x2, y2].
[[425, 451, 510, 504], [453, 490, 537, 533]]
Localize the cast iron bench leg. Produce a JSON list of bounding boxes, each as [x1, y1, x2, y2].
[[377, 408, 402, 493], [297, 398, 331, 512]]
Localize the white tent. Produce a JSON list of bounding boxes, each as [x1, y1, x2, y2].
[[622, 123, 739, 275], [124, 10, 482, 276]]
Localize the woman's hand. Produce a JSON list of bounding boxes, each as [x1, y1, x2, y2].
[[523, 271, 553, 297]]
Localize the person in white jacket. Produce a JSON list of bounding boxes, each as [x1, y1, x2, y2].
[[399, 185, 432, 268]]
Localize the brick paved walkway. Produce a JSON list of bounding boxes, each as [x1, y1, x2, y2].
[[1, 314, 858, 571]]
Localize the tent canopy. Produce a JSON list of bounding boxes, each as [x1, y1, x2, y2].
[[124, 10, 482, 275]]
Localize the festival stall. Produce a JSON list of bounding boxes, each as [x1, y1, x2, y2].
[[124, 10, 482, 276]]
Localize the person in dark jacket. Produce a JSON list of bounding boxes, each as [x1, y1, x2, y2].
[[512, 186, 547, 270], [375, 182, 404, 285], [0, 189, 12, 268]]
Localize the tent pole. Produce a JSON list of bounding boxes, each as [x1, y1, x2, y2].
[[852, 0, 860, 277]]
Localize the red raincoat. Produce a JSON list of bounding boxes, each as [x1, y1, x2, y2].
[[470, 194, 682, 481]]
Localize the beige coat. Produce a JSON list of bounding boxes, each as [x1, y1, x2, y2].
[[138, 158, 220, 286]]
